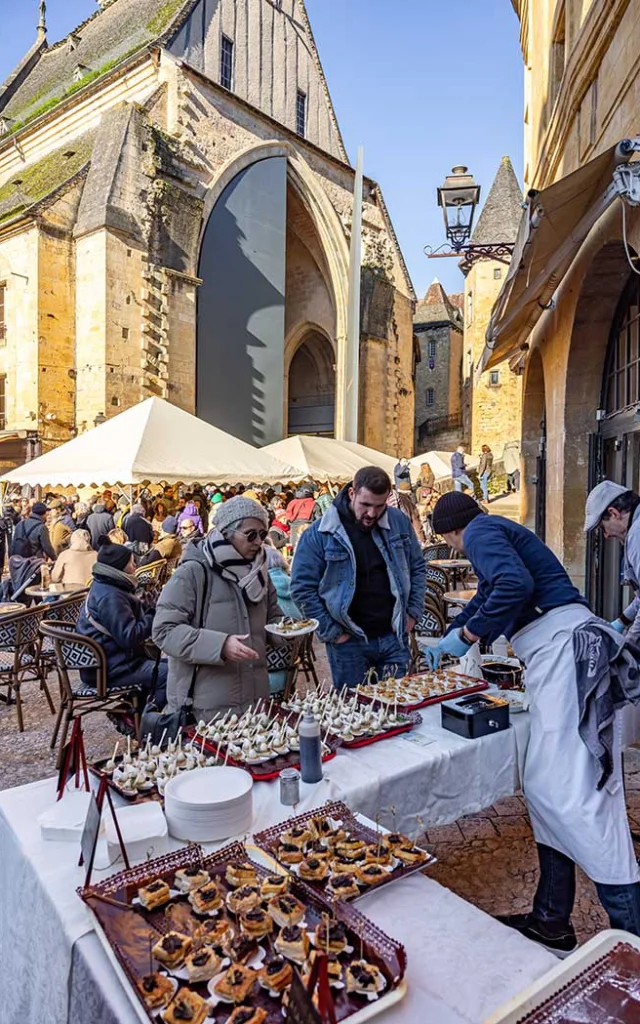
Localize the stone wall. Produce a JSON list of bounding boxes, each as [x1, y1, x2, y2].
[[0, 229, 39, 430]]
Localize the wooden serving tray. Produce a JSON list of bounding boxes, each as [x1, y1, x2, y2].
[[79, 840, 407, 1024]]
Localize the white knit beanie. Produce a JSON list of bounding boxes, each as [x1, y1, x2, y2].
[[214, 496, 268, 533]]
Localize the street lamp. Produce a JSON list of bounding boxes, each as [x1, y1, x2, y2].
[[426, 164, 515, 272], [437, 166, 481, 252]]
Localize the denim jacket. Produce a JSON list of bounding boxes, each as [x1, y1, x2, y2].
[[290, 504, 426, 643]]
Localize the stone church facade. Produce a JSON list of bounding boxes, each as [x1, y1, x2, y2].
[[0, 0, 416, 464]]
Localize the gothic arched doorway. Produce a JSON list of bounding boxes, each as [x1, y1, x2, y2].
[[287, 331, 335, 436]]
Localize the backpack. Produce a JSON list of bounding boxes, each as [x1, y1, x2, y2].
[[11, 519, 42, 558]]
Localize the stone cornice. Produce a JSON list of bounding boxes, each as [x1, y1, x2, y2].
[[532, 0, 631, 188]]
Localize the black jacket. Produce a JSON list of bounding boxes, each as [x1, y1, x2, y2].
[[76, 572, 155, 682], [10, 514, 55, 560], [124, 514, 154, 546]]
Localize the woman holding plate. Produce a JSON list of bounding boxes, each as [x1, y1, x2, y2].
[[153, 496, 283, 718]]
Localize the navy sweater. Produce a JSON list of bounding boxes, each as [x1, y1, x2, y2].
[[453, 514, 589, 642]]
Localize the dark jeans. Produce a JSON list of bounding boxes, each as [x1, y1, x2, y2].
[[326, 631, 410, 690], [533, 842, 640, 936]]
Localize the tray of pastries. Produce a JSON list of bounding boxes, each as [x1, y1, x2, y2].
[[79, 839, 407, 1024], [183, 699, 340, 782], [89, 734, 219, 802], [356, 670, 488, 711], [254, 801, 436, 903], [281, 687, 422, 748]]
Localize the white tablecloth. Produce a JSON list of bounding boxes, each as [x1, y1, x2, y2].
[[0, 710, 535, 1024]]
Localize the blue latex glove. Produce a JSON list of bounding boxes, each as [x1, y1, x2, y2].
[[610, 618, 626, 634], [423, 629, 471, 670]]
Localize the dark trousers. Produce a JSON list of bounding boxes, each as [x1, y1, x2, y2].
[[108, 659, 168, 708], [533, 842, 640, 936], [326, 631, 410, 690]]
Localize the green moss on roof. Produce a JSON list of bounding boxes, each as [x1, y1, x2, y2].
[[0, 134, 94, 225], [148, 0, 188, 36]]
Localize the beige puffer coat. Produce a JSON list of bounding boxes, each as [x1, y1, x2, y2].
[[152, 540, 282, 718]]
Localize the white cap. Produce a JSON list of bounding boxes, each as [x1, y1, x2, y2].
[[584, 480, 629, 531]]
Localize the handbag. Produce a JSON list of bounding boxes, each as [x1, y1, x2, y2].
[[139, 564, 208, 748]]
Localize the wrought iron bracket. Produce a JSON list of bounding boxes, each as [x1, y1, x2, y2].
[[424, 242, 515, 274]]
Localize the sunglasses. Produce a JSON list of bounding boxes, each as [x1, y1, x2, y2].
[[232, 528, 268, 543]]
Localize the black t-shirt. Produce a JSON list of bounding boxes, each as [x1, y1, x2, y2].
[[334, 488, 394, 639]]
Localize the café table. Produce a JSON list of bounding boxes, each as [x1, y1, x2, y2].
[[24, 583, 86, 600], [429, 558, 472, 588], [443, 589, 478, 608]]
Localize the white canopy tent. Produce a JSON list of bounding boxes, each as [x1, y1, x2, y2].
[[0, 398, 304, 488], [409, 450, 480, 484], [261, 435, 399, 483]]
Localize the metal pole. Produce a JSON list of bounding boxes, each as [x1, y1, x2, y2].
[[342, 146, 364, 443]]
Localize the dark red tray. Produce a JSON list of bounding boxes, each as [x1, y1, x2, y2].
[[88, 756, 162, 805], [339, 709, 422, 749], [358, 673, 488, 712], [182, 725, 340, 782]]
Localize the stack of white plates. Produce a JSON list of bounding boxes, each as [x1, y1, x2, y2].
[[164, 766, 253, 842]]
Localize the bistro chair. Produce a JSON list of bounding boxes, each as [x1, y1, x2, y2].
[[135, 559, 167, 601], [425, 565, 448, 591], [39, 620, 142, 767], [0, 604, 55, 732], [414, 596, 446, 638], [266, 634, 321, 703], [422, 542, 451, 563], [39, 590, 88, 675]]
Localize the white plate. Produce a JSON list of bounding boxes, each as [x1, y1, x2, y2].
[[164, 767, 253, 809], [265, 618, 319, 638]]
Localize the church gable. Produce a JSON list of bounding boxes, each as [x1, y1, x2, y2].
[[167, 0, 347, 162]]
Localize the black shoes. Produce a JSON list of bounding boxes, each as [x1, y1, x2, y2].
[[497, 913, 578, 958]]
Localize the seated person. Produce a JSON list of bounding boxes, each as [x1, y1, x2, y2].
[[51, 528, 96, 586], [76, 541, 167, 711], [139, 516, 182, 566], [178, 517, 203, 547]]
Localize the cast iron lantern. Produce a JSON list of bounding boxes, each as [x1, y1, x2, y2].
[[437, 166, 481, 252]]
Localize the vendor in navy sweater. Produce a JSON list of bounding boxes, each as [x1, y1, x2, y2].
[[425, 492, 640, 952]]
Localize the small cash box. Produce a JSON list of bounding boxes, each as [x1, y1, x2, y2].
[[441, 692, 510, 739]]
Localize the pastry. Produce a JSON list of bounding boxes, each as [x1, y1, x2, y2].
[[138, 878, 171, 910], [137, 971, 174, 1010], [225, 1009, 268, 1024], [308, 814, 334, 840], [226, 885, 261, 914], [298, 857, 329, 882], [303, 952, 342, 987], [260, 873, 289, 898], [385, 832, 410, 849], [174, 866, 210, 893], [225, 861, 258, 888], [274, 924, 309, 964], [277, 842, 304, 865], [267, 894, 306, 928], [394, 843, 428, 865], [335, 838, 366, 861], [364, 841, 393, 865], [152, 931, 193, 968], [188, 881, 223, 914], [259, 955, 293, 994], [163, 987, 209, 1024], [213, 964, 258, 1003], [355, 863, 388, 886], [305, 840, 330, 860], [331, 854, 362, 874], [184, 946, 223, 983], [194, 916, 233, 948], [314, 918, 348, 955], [345, 959, 383, 996], [239, 907, 274, 939], [222, 931, 259, 964], [326, 873, 360, 900], [281, 825, 313, 848]]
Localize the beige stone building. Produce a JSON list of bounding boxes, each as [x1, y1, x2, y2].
[[0, 0, 416, 468], [483, 0, 640, 614], [413, 279, 463, 453]]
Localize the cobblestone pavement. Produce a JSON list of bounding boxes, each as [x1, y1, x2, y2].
[[2, 662, 638, 944]]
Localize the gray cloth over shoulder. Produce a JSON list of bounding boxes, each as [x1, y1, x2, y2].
[[573, 617, 640, 789]]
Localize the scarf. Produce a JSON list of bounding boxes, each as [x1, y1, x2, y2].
[[202, 526, 268, 604], [91, 561, 137, 592]]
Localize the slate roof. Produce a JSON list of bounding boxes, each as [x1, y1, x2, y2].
[[414, 279, 463, 330], [0, 132, 95, 226], [471, 156, 523, 245], [0, 0, 194, 128]]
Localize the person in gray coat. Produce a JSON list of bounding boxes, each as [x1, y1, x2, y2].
[[152, 496, 283, 719]]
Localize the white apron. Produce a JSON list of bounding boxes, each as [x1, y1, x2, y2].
[[511, 603, 640, 885]]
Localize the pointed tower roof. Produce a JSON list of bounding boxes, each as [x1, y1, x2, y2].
[[414, 279, 462, 330], [471, 156, 523, 245]]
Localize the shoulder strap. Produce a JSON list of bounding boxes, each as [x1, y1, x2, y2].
[[84, 606, 114, 639], [187, 562, 209, 702]]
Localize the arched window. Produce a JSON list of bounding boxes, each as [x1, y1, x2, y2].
[[603, 273, 640, 416]]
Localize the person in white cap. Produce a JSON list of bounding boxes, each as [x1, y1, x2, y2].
[[584, 481, 640, 638]]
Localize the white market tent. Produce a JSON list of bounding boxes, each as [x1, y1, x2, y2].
[[0, 398, 304, 488], [262, 435, 399, 483], [409, 450, 480, 484]]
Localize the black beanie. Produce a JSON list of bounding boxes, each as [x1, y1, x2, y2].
[[97, 539, 132, 571], [432, 492, 483, 534]]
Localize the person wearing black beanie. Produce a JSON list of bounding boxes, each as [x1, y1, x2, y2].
[[426, 491, 640, 952], [75, 540, 167, 722]]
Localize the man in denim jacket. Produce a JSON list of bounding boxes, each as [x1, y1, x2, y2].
[[291, 466, 426, 689]]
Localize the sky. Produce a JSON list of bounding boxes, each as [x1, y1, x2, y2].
[[0, 0, 524, 299]]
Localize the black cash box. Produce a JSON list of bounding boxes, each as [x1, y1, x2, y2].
[[441, 693, 510, 739]]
